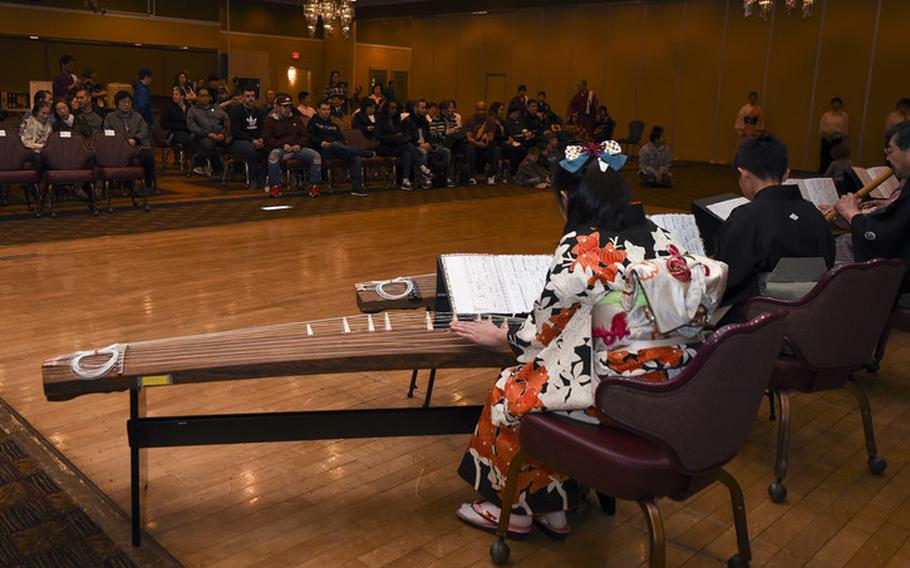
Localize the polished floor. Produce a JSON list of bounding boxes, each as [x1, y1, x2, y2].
[[1, 185, 909, 567]]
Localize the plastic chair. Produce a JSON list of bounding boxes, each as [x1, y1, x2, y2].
[[41, 132, 95, 217], [92, 131, 149, 213], [489, 311, 788, 567], [0, 130, 40, 215], [617, 120, 645, 156], [744, 259, 904, 503]]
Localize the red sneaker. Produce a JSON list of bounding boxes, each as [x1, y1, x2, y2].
[[269, 186, 282, 198], [308, 184, 321, 198]]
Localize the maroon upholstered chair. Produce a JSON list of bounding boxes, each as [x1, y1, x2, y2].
[[42, 132, 95, 217], [92, 131, 149, 213], [744, 259, 904, 504], [343, 128, 397, 190], [489, 311, 788, 567], [0, 130, 40, 216]]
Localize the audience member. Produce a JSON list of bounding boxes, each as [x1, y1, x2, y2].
[[187, 87, 230, 177], [536, 91, 551, 117], [422, 102, 456, 187], [465, 101, 503, 186], [514, 143, 551, 189], [525, 99, 546, 140], [824, 143, 853, 193], [174, 71, 197, 102], [377, 99, 429, 191], [91, 85, 109, 116], [53, 55, 78, 100], [714, 133, 834, 323], [20, 90, 52, 127], [323, 70, 349, 117], [263, 89, 276, 113], [382, 81, 395, 102], [503, 103, 531, 172], [103, 90, 157, 190], [297, 91, 315, 118], [567, 80, 598, 141], [161, 86, 193, 162], [819, 96, 848, 173], [368, 84, 386, 112], [351, 99, 379, 140], [132, 68, 154, 126], [52, 99, 89, 139], [308, 100, 374, 197], [405, 99, 453, 188], [263, 94, 322, 199], [228, 87, 268, 189], [20, 100, 53, 154], [509, 85, 529, 116], [81, 67, 98, 91], [735, 91, 764, 146], [72, 87, 104, 135], [885, 98, 910, 133], [593, 106, 616, 141], [638, 125, 673, 188]]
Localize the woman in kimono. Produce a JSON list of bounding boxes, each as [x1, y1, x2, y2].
[[451, 140, 728, 539]]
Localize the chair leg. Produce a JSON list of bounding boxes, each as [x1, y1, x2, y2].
[[869, 325, 892, 374], [89, 181, 98, 216], [596, 492, 616, 515], [105, 180, 113, 213], [768, 389, 790, 503], [406, 369, 419, 398], [638, 499, 666, 568], [717, 468, 752, 566], [140, 179, 150, 212], [845, 379, 887, 474], [767, 390, 776, 421], [46, 183, 56, 217], [489, 448, 529, 565]]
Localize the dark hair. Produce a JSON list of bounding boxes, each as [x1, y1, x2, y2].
[[885, 121, 910, 150], [74, 86, 90, 97], [360, 98, 376, 113], [32, 99, 51, 116], [33, 90, 49, 106], [489, 102, 503, 118], [537, 91, 546, 97], [138, 68, 153, 80], [830, 96, 843, 105], [748, 91, 758, 97], [172, 86, 186, 98], [527, 99, 539, 109], [173, 71, 189, 86], [297, 90, 310, 102], [427, 101, 439, 110], [830, 143, 850, 160], [517, 84, 527, 92], [384, 98, 400, 119], [197, 87, 210, 96], [507, 103, 522, 116], [242, 86, 256, 94], [553, 160, 634, 233], [317, 99, 331, 108], [734, 133, 788, 182], [114, 90, 133, 105], [53, 98, 70, 114], [59, 55, 74, 67], [897, 98, 910, 109], [372, 84, 383, 94], [330, 70, 340, 78], [649, 125, 664, 143]]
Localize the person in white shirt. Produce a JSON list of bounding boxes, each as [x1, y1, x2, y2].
[[734, 91, 764, 147], [819, 96, 849, 173]]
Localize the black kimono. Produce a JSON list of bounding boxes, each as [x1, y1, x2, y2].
[[715, 184, 835, 320], [851, 182, 910, 292]]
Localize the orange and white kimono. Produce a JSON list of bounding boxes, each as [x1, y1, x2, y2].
[[457, 220, 727, 514]]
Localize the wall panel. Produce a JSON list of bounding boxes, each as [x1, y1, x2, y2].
[[410, 18, 436, 102], [600, 3, 645, 137], [456, 15, 485, 110], [638, 1, 685, 148], [509, 9, 543, 101]]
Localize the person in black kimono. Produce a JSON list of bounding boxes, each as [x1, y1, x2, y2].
[[834, 121, 910, 301], [715, 133, 835, 322]]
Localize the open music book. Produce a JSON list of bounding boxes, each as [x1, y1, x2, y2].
[[853, 166, 901, 199], [649, 214, 707, 257], [783, 177, 839, 208], [439, 254, 551, 315]]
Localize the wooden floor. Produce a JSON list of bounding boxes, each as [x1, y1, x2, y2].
[[1, 188, 910, 567]]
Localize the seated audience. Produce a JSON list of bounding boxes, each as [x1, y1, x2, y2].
[[885, 98, 910, 133], [638, 125, 673, 188], [132, 68, 154, 126], [20, 90, 52, 127], [593, 106, 616, 141], [424, 102, 456, 187], [524, 100, 546, 141], [714, 133, 834, 323], [174, 71, 197, 102], [450, 154, 725, 540], [833, 121, 910, 295], [405, 99, 453, 188], [262, 89, 276, 113], [503, 103, 532, 172], [263, 94, 322, 199], [307, 100, 374, 197], [514, 143, 552, 189], [509, 85, 529, 116], [228, 87, 268, 189], [161, 87, 193, 160], [187, 87, 230, 177], [536, 91, 551, 117], [20, 100, 53, 157], [377, 99, 430, 191], [351, 99, 379, 141], [323, 71, 349, 118], [465, 101, 503, 186], [824, 143, 853, 193], [103, 90, 157, 190], [368, 84, 386, 112], [297, 91, 315, 119], [53, 55, 78, 100], [52, 99, 91, 139], [72, 87, 104, 136]]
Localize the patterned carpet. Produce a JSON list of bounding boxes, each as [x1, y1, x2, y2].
[[0, 436, 134, 567]]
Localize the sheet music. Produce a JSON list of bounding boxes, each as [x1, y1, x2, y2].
[[441, 254, 551, 314], [706, 197, 750, 221], [649, 214, 707, 257], [784, 177, 839, 208], [865, 166, 900, 199]]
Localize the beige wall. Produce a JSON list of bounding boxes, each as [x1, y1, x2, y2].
[[402, 0, 909, 169], [353, 44, 412, 100]]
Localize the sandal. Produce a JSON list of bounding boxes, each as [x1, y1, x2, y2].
[[456, 501, 532, 540], [533, 514, 571, 541]]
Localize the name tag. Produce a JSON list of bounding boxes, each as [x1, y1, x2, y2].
[[0, 130, 5, 137], [140, 374, 173, 387], [59, 131, 71, 138], [104, 129, 115, 136]]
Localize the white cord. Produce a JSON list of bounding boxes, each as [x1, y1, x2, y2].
[[69, 343, 127, 380], [372, 277, 416, 301]]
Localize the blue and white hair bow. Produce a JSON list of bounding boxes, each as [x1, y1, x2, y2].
[[559, 140, 627, 174]]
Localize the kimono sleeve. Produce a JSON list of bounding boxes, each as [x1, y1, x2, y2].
[[714, 207, 760, 304]]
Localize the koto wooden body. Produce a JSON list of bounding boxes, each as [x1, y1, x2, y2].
[[43, 313, 514, 402]]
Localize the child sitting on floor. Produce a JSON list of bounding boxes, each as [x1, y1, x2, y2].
[[514, 144, 552, 189]]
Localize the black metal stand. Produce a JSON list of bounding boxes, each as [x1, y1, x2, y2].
[[125, 384, 482, 546]]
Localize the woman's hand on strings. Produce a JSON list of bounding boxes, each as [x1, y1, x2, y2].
[[450, 320, 509, 349]]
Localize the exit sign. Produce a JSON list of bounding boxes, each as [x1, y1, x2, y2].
[[291, 52, 300, 60]]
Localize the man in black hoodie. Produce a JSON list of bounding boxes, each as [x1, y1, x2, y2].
[[307, 100, 374, 197], [228, 87, 267, 189]]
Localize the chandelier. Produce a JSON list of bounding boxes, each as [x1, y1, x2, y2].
[[303, 0, 355, 38], [744, 0, 815, 19]]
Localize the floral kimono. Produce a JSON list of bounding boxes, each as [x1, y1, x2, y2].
[[457, 218, 727, 514]]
